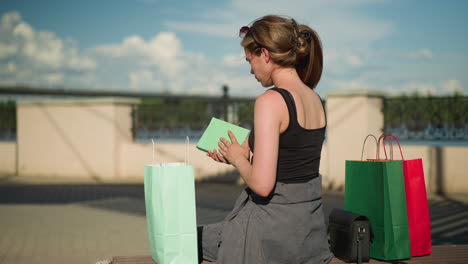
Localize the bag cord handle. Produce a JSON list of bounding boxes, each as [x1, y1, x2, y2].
[[185, 136, 190, 164], [151, 137, 190, 164], [360, 134, 378, 161], [151, 138, 156, 164], [378, 134, 405, 160]]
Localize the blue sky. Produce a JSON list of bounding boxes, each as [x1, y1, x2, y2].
[[0, 0, 467, 97]]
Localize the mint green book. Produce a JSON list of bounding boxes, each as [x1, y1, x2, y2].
[[196, 117, 250, 152]]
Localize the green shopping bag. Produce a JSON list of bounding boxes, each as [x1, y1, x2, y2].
[[144, 138, 198, 264], [344, 135, 411, 261]]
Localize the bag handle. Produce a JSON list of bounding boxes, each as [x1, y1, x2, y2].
[[378, 134, 405, 160], [377, 135, 391, 160], [360, 134, 379, 161], [151, 137, 191, 165], [185, 136, 190, 164], [152, 138, 156, 164]]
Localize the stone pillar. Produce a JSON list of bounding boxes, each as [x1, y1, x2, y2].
[[324, 90, 385, 190], [17, 97, 140, 180]]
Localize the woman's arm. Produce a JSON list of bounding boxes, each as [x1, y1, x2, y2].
[[219, 90, 284, 197]]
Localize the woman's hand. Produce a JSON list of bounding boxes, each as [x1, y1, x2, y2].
[[206, 131, 250, 166], [206, 149, 230, 164], [218, 131, 250, 167]]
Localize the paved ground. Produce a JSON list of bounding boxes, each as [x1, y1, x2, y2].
[[0, 176, 467, 264]]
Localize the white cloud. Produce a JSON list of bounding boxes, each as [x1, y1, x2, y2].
[[324, 49, 369, 76], [166, 0, 393, 49], [228, 0, 386, 19], [399, 82, 437, 95], [418, 49, 432, 59], [165, 21, 241, 39], [0, 11, 96, 87], [1, 2, 463, 99], [385, 80, 466, 96], [44, 72, 64, 84], [326, 73, 403, 96], [345, 55, 363, 67], [91, 33, 183, 92], [94, 33, 181, 62], [92, 32, 185, 82], [222, 52, 245, 67], [397, 49, 433, 59], [329, 79, 376, 91], [0, 10, 21, 30], [165, 0, 393, 87], [12, 20, 34, 39], [3, 5, 391, 95], [441, 79, 463, 95], [0, 43, 17, 59], [0, 3, 397, 95], [6, 63, 15, 73], [327, 77, 466, 97], [129, 70, 163, 90], [89, 30, 255, 95]]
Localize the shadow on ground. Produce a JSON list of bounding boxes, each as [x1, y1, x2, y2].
[[1, 178, 467, 245], [428, 198, 468, 245]]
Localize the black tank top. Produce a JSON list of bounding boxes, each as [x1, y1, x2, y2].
[[248, 87, 326, 183]]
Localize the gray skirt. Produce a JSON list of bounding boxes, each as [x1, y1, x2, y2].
[[199, 176, 333, 264]]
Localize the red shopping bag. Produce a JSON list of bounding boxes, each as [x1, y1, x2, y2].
[[379, 134, 432, 257]]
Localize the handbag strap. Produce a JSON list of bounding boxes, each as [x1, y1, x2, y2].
[[378, 134, 405, 160], [360, 134, 378, 161]]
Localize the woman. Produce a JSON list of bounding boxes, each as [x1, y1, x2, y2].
[[200, 15, 333, 264]]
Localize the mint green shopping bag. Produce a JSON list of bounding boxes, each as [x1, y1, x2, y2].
[[345, 135, 411, 261], [144, 139, 198, 264]]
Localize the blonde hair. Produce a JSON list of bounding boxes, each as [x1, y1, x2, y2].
[[241, 15, 323, 89]]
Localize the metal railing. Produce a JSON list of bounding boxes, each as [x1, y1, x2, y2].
[[0, 85, 256, 142], [383, 96, 467, 142], [132, 98, 255, 142], [2, 85, 467, 143]]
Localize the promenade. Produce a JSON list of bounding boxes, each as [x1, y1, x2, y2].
[[0, 176, 467, 264]]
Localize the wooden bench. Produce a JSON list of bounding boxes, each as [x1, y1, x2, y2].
[[111, 244, 468, 264], [329, 244, 468, 264]]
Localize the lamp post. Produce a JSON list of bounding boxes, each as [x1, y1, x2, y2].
[[222, 85, 229, 121]]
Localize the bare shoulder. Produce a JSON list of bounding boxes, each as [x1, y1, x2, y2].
[[255, 89, 285, 109], [254, 89, 288, 130]]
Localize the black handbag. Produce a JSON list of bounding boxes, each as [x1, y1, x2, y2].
[[328, 208, 372, 263]]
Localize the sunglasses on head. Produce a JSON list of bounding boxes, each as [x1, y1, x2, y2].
[[239, 26, 250, 38]]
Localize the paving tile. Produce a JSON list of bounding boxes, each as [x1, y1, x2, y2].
[[0, 182, 467, 263]]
